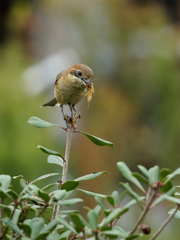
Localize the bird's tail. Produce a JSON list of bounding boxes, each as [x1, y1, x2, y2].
[[41, 98, 57, 107]]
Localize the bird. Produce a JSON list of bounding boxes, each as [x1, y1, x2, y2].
[[42, 64, 94, 126]]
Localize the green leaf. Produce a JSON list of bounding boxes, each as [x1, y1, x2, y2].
[[47, 233, 64, 240], [56, 215, 77, 233], [148, 166, 159, 187], [168, 209, 180, 219], [13, 175, 24, 180], [103, 208, 129, 225], [163, 195, 180, 205], [8, 190, 18, 200], [38, 190, 50, 202], [137, 165, 149, 178], [151, 187, 176, 207], [35, 232, 50, 240], [19, 223, 31, 236], [58, 230, 71, 239], [42, 219, 58, 232], [75, 171, 109, 181], [94, 205, 102, 217], [117, 162, 145, 192], [0, 175, 11, 190], [58, 198, 83, 206], [42, 183, 59, 191], [31, 173, 61, 184], [12, 208, 21, 225], [51, 190, 66, 201], [164, 168, 180, 184], [95, 196, 105, 209], [87, 210, 98, 230], [106, 196, 115, 207], [123, 197, 145, 209], [111, 191, 120, 206], [61, 181, 79, 191], [70, 213, 87, 233], [125, 233, 143, 240], [160, 168, 171, 180], [37, 145, 64, 158], [76, 131, 114, 148], [120, 183, 142, 207], [77, 188, 106, 198], [101, 226, 127, 238], [3, 218, 23, 235], [28, 116, 60, 128], [47, 155, 64, 167], [119, 190, 128, 205], [132, 173, 149, 185], [24, 218, 45, 239]]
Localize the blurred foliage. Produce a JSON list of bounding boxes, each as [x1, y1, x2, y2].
[[0, 161, 180, 240]]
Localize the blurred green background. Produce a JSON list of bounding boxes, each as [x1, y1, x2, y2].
[[0, 0, 180, 239]]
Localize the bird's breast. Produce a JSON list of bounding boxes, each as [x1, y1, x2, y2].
[[54, 79, 86, 105]]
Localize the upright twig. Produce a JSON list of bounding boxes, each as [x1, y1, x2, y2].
[[52, 125, 74, 220], [61, 126, 74, 184]]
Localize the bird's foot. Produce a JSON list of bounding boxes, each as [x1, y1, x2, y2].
[[63, 112, 80, 129]]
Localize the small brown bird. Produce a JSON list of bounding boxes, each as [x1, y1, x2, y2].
[[42, 64, 94, 123]]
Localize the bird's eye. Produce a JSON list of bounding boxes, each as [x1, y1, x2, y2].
[[77, 71, 82, 77]]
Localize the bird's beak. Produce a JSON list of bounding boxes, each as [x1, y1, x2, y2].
[[81, 78, 91, 85]]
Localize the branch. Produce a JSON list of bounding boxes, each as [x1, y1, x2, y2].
[[52, 125, 74, 220], [150, 204, 180, 240], [130, 187, 157, 234]]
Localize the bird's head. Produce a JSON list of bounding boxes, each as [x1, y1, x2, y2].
[[68, 64, 93, 85]]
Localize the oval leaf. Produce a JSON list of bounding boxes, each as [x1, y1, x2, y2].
[[87, 210, 98, 230], [0, 175, 11, 190], [137, 165, 149, 178], [76, 131, 114, 148], [58, 198, 83, 206], [151, 187, 175, 207], [75, 171, 109, 181], [103, 208, 129, 225], [38, 190, 50, 202], [164, 168, 180, 184], [148, 165, 159, 187], [77, 188, 106, 198], [61, 181, 79, 191], [28, 116, 60, 128], [70, 213, 87, 233], [51, 190, 66, 201], [56, 215, 76, 233], [3, 218, 23, 235], [37, 145, 64, 159], [117, 162, 145, 192], [31, 173, 61, 184], [47, 155, 64, 167], [106, 196, 115, 207]]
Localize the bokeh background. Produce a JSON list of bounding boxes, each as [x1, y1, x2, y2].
[[0, 0, 180, 239]]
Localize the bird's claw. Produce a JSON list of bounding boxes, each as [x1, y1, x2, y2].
[[63, 112, 80, 129]]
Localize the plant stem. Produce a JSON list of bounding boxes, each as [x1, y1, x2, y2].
[[35, 204, 48, 218], [150, 204, 180, 240], [130, 187, 157, 234], [61, 126, 74, 184], [52, 126, 74, 220]]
